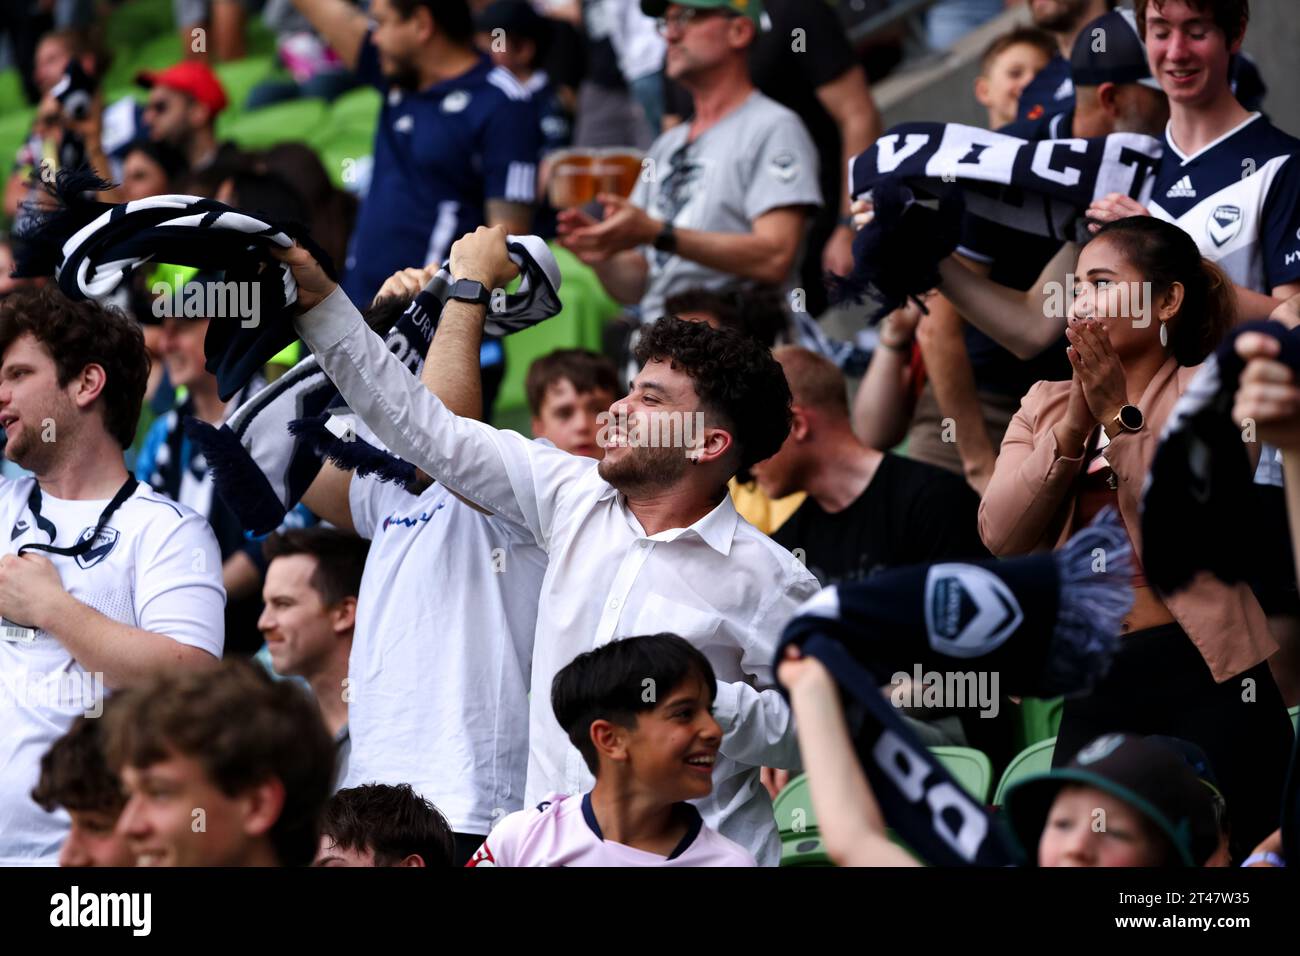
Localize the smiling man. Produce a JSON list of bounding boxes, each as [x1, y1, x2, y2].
[[277, 224, 820, 866], [104, 658, 334, 867], [259, 528, 368, 793], [0, 287, 224, 866]]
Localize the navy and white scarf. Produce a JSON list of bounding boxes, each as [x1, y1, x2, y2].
[[777, 511, 1133, 867], [850, 122, 1164, 242], [186, 236, 564, 535], [1142, 320, 1300, 594]]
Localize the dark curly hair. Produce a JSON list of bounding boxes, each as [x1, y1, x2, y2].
[[634, 315, 793, 472], [0, 286, 149, 449]]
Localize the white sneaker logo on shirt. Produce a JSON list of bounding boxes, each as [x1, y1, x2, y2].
[[1166, 175, 1197, 198]]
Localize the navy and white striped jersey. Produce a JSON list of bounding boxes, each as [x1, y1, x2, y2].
[[1149, 114, 1300, 295], [342, 41, 542, 307]]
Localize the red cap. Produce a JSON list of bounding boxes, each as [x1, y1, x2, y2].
[[136, 61, 228, 115]]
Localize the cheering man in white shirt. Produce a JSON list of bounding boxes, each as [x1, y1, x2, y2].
[[0, 287, 225, 866], [275, 226, 820, 866]]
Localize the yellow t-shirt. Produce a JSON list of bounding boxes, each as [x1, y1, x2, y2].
[[728, 479, 806, 535]]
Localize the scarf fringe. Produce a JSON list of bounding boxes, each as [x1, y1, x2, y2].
[[1046, 508, 1134, 696], [182, 416, 291, 535], [287, 415, 418, 487]]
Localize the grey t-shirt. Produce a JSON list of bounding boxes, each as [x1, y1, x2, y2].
[[630, 91, 822, 320]]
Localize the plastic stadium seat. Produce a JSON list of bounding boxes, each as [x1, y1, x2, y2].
[[930, 746, 994, 803], [214, 57, 279, 115], [0, 69, 25, 115], [220, 98, 327, 150], [1291, 704, 1299, 731], [772, 774, 834, 867], [106, 0, 175, 49], [1016, 696, 1064, 749], [311, 127, 375, 190], [0, 108, 34, 181], [329, 86, 383, 134], [132, 34, 187, 75], [993, 737, 1057, 806]]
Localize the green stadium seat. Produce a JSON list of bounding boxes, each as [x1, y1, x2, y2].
[[0, 108, 35, 190], [930, 746, 993, 803], [0, 69, 26, 116], [312, 127, 375, 190], [214, 57, 280, 115], [772, 774, 834, 867], [132, 34, 187, 76], [106, 0, 175, 49], [329, 86, 382, 134], [1290, 704, 1298, 731], [219, 98, 327, 150], [1016, 696, 1064, 749], [993, 736, 1057, 806]]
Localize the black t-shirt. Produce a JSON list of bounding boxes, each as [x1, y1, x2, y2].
[[771, 453, 990, 587], [664, 0, 856, 218]]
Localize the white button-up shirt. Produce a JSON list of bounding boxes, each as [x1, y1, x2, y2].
[[297, 288, 821, 865]]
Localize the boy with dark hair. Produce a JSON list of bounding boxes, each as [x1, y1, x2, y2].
[[31, 709, 133, 868], [315, 783, 455, 867], [103, 659, 335, 867], [525, 348, 619, 460], [976, 27, 1056, 130], [468, 634, 755, 867]]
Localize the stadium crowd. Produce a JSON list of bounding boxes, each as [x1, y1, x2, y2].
[[1, 0, 1299, 869]]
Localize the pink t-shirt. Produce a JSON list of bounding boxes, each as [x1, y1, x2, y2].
[[466, 793, 757, 867]]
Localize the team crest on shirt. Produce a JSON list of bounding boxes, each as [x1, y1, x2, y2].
[[74, 526, 120, 569], [768, 150, 799, 184], [442, 91, 471, 113], [1208, 204, 1243, 247]]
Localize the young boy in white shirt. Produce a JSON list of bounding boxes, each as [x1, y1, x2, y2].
[[467, 634, 756, 867]]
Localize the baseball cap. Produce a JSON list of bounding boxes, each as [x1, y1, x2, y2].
[[476, 0, 549, 41], [640, 0, 764, 26], [1002, 733, 1221, 867], [136, 61, 228, 115], [1070, 8, 1163, 91]]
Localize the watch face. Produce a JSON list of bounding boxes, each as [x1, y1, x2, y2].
[[1119, 405, 1143, 430]]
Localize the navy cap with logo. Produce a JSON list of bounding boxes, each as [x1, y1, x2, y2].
[[1070, 8, 1163, 91], [1003, 733, 1221, 867]]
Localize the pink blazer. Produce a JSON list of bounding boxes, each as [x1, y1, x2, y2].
[[978, 357, 1276, 683]]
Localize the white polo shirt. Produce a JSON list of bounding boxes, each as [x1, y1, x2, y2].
[[465, 792, 756, 867], [298, 288, 821, 867], [0, 479, 225, 865], [345, 471, 546, 835]]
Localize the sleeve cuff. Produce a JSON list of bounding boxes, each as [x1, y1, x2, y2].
[[712, 679, 740, 735], [294, 285, 365, 354]]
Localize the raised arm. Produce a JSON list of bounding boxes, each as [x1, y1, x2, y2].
[[937, 241, 1077, 360], [288, 0, 368, 70], [276, 231, 585, 541], [778, 649, 920, 867], [852, 301, 922, 450]]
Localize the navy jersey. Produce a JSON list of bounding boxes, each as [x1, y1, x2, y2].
[[955, 111, 1074, 396], [342, 40, 542, 307], [1016, 54, 1073, 123], [1149, 114, 1300, 295]]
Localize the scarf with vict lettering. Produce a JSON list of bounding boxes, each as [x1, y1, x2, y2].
[[829, 123, 1164, 318], [12, 172, 337, 373], [776, 510, 1134, 867], [185, 237, 563, 535], [1142, 320, 1300, 595]]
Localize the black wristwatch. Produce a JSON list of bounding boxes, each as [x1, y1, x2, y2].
[[1112, 404, 1144, 432], [448, 278, 492, 306], [653, 220, 677, 253]]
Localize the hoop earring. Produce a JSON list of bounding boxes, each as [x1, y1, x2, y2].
[[1159, 320, 1168, 348]]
